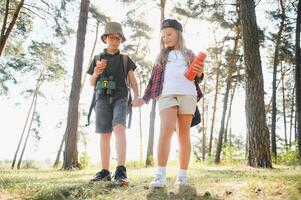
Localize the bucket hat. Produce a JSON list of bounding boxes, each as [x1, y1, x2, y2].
[[101, 22, 126, 43]]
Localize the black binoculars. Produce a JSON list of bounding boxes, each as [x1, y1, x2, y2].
[[96, 76, 116, 96]]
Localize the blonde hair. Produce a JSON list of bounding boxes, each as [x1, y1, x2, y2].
[[155, 29, 189, 67]]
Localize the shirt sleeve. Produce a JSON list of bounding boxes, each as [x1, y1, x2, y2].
[[127, 56, 137, 72], [142, 65, 156, 103], [87, 56, 97, 75]]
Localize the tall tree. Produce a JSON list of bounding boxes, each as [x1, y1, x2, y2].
[[215, 22, 241, 164], [295, 0, 301, 164], [0, 0, 73, 94], [11, 41, 66, 169], [270, 0, 287, 158], [240, 0, 272, 168], [63, 0, 89, 169], [0, 0, 24, 56]]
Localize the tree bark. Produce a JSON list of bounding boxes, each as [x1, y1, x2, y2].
[[63, 0, 89, 169], [0, 0, 24, 57], [295, 0, 301, 165], [240, 0, 272, 168]]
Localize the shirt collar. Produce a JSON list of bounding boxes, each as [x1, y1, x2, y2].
[[104, 48, 120, 56]]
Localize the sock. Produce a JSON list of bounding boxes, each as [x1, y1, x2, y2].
[[178, 169, 187, 177], [156, 166, 166, 177]]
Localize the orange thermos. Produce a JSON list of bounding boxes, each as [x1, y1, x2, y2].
[[185, 52, 206, 80]]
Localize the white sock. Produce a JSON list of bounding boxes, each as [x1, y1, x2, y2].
[[156, 166, 166, 177], [178, 169, 187, 177]]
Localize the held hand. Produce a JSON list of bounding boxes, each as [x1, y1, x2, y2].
[[93, 59, 107, 76], [132, 98, 145, 107], [192, 61, 204, 77]]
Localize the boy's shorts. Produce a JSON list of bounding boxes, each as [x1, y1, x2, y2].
[[158, 94, 197, 114], [95, 96, 127, 133]]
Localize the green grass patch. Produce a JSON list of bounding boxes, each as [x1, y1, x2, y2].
[[0, 164, 300, 199]]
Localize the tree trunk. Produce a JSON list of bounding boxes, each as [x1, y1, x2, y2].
[[271, 0, 286, 158], [145, 100, 156, 166], [280, 63, 288, 146], [11, 69, 44, 169], [208, 47, 222, 157], [63, 0, 89, 170], [17, 94, 38, 169], [202, 79, 207, 160], [145, 0, 166, 166], [53, 132, 66, 167], [225, 80, 237, 144], [80, 21, 99, 94], [295, 0, 301, 165], [289, 87, 295, 147], [0, 0, 24, 57], [215, 24, 240, 164], [240, 0, 272, 168], [160, 0, 166, 22]]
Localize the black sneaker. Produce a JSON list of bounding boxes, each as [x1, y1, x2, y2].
[[89, 169, 111, 183], [112, 165, 129, 186]]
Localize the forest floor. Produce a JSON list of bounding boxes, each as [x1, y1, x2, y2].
[[0, 162, 301, 200]]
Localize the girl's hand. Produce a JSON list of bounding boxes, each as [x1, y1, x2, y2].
[[192, 61, 204, 77]]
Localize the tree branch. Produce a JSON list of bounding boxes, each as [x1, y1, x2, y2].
[[22, 6, 46, 21], [23, 3, 53, 16], [1, 0, 10, 37]]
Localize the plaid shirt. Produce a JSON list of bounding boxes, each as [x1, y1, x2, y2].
[[142, 49, 204, 103]]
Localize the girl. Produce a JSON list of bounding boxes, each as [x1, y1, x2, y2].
[[137, 19, 204, 187]]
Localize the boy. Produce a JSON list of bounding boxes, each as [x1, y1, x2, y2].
[[87, 22, 139, 186]]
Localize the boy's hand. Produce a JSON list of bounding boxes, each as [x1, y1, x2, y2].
[[132, 98, 145, 107], [93, 59, 107, 76], [192, 61, 204, 77]]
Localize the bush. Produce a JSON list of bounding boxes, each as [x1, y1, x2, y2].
[[79, 152, 91, 169], [276, 145, 299, 166], [23, 160, 39, 169]]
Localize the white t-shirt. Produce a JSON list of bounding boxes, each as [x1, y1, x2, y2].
[[162, 50, 197, 96]]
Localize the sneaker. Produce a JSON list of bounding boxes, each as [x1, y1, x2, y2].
[[89, 169, 111, 183], [112, 165, 129, 186], [174, 175, 188, 186], [149, 174, 166, 188]]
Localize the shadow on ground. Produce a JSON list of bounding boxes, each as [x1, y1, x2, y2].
[[146, 185, 219, 200]]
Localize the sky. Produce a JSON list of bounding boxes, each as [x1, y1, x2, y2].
[[0, 0, 278, 165]]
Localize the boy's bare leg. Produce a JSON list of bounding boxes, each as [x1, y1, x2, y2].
[[113, 124, 126, 166], [157, 107, 177, 166], [100, 133, 112, 170], [177, 115, 192, 170]]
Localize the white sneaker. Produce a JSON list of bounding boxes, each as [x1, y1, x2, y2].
[[149, 174, 166, 188], [174, 175, 188, 186]]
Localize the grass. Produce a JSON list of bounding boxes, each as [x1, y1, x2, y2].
[[0, 163, 301, 200]]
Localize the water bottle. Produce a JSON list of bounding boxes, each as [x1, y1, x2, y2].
[[184, 52, 206, 80]]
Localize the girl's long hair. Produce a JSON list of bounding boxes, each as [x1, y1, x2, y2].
[[155, 29, 189, 67]]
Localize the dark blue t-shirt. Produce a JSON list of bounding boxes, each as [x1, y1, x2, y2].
[[87, 49, 137, 98]]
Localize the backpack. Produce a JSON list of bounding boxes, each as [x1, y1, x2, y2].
[[86, 53, 133, 128]]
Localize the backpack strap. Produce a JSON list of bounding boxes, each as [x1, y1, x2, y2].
[[121, 54, 133, 128], [86, 53, 104, 127]]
